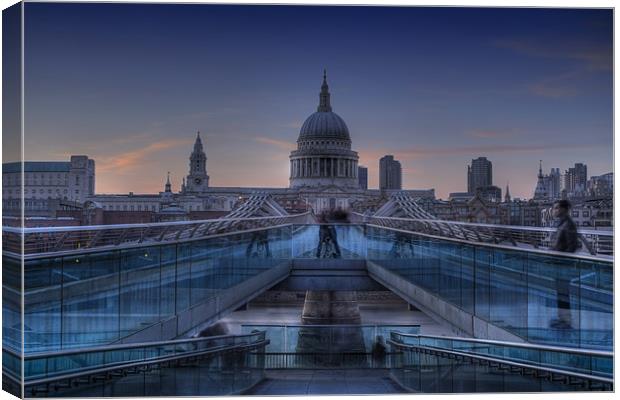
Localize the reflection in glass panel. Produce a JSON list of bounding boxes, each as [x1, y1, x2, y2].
[[578, 260, 613, 350], [460, 245, 475, 314], [120, 247, 161, 337], [526, 253, 580, 348], [160, 245, 177, 318], [489, 249, 527, 335], [176, 243, 191, 312], [24, 257, 62, 352], [474, 247, 491, 319], [62, 251, 120, 348], [438, 241, 461, 306]]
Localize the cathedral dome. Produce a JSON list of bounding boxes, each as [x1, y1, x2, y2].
[[299, 111, 350, 141], [297, 70, 351, 144], [289, 71, 359, 190]]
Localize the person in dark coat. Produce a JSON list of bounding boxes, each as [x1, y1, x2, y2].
[[316, 209, 345, 258], [371, 335, 387, 368], [549, 199, 578, 330], [550, 199, 579, 252]]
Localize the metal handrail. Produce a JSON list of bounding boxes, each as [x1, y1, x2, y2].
[[355, 211, 613, 257], [242, 323, 420, 328], [5, 331, 265, 360], [389, 332, 613, 358], [3, 212, 311, 234], [369, 224, 614, 262], [3, 331, 268, 391], [9, 222, 296, 260], [4, 338, 269, 398], [388, 340, 613, 386], [3, 212, 311, 256], [355, 213, 613, 236], [23, 341, 269, 386]]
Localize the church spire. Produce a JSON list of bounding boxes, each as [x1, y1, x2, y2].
[[504, 182, 511, 203], [317, 69, 332, 112], [186, 131, 209, 192], [538, 160, 543, 178], [165, 172, 172, 193], [194, 131, 204, 152]]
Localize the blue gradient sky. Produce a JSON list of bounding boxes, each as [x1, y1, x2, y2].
[[21, 3, 612, 199]]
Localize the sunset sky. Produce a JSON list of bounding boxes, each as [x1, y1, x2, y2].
[[14, 3, 612, 199]]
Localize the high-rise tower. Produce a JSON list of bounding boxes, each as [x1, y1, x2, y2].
[[379, 155, 402, 190], [467, 157, 492, 193]]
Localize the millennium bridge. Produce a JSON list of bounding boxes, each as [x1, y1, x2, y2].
[[2, 194, 613, 396]]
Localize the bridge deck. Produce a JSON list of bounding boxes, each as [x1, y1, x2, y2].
[[245, 369, 405, 395]]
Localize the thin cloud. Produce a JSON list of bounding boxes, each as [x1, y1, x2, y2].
[[527, 70, 582, 99], [528, 83, 579, 98], [359, 142, 603, 162], [397, 143, 602, 158], [467, 129, 515, 139], [98, 138, 193, 172], [255, 136, 296, 151], [495, 39, 612, 71], [279, 120, 304, 130]]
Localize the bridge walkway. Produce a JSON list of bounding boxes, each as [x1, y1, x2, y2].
[[246, 369, 405, 395]]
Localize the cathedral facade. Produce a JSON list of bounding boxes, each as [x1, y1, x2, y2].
[[86, 72, 434, 218]]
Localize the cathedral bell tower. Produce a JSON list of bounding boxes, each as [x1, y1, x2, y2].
[[185, 131, 209, 193]]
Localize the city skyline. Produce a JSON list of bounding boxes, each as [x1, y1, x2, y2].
[[8, 3, 613, 199]]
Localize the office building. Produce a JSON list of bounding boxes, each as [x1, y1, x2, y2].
[[467, 157, 492, 193], [379, 155, 402, 190]]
